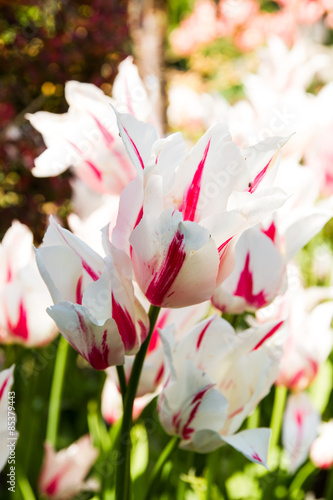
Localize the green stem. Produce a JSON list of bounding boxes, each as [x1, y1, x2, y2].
[[205, 449, 218, 500], [46, 335, 69, 446], [144, 436, 179, 500], [115, 305, 161, 500], [325, 467, 333, 500], [18, 469, 36, 500], [116, 365, 127, 403], [289, 461, 316, 495], [247, 406, 260, 429], [269, 385, 287, 452]]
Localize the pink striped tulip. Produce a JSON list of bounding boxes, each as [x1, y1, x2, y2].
[[0, 221, 56, 346], [35, 217, 149, 370], [310, 420, 333, 469], [111, 111, 289, 308], [38, 436, 98, 499], [157, 315, 284, 467]]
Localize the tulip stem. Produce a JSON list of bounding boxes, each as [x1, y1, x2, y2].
[[289, 460, 316, 495], [116, 365, 127, 402], [115, 305, 161, 500], [144, 436, 179, 499], [46, 335, 69, 447], [269, 385, 287, 452]]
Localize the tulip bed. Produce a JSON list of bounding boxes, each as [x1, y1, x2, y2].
[[2, 2, 333, 500]]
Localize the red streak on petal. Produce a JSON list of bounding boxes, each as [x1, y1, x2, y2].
[[234, 253, 266, 309], [6, 266, 12, 283], [252, 321, 284, 351], [262, 221, 276, 242], [218, 236, 233, 258], [112, 294, 137, 352], [252, 452, 263, 463], [125, 78, 135, 116], [44, 475, 60, 496], [90, 114, 115, 148], [0, 376, 9, 401], [123, 126, 145, 170], [227, 406, 244, 419], [149, 310, 169, 354], [85, 160, 102, 181], [180, 139, 211, 222], [88, 330, 110, 370], [196, 317, 214, 350], [76, 276, 83, 305], [182, 385, 213, 440], [7, 300, 29, 340], [154, 364, 164, 386], [55, 226, 100, 282], [248, 158, 272, 194], [145, 230, 186, 306], [288, 369, 306, 389], [172, 411, 182, 435], [130, 206, 144, 259]]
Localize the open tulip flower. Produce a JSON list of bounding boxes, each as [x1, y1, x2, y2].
[[35, 217, 149, 369], [38, 435, 99, 499], [157, 315, 285, 467], [110, 110, 289, 308], [0, 365, 16, 472], [0, 221, 57, 347]]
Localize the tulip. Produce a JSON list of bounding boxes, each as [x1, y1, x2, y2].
[[310, 420, 333, 469], [282, 392, 320, 472], [0, 365, 16, 472], [111, 111, 289, 308], [102, 301, 210, 423], [38, 435, 98, 499], [157, 315, 284, 467], [26, 80, 135, 195], [35, 217, 149, 369], [0, 221, 56, 347]]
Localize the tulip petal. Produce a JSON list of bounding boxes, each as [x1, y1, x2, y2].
[[222, 428, 271, 468]]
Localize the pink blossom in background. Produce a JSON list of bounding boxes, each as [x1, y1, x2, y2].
[[282, 392, 320, 472], [310, 420, 333, 469], [0, 222, 57, 347], [38, 435, 99, 499]]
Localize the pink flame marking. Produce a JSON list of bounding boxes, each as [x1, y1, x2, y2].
[[293, 408, 305, 462], [182, 385, 213, 440], [227, 406, 244, 420], [247, 158, 272, 194], [90, 114, 115, 148], [262, 221, 276, 242], [180, 139, 211, 222], [252, 452, 263, 463], [7, 300, 29, 340], [145, 230, 186, 306], [234, 253, 266, 309], [6, 265, 12, 283], [125, 76, 135, 116], [76, 276, 83, 305], [196, 317, 214, 350], [252, 321, 284, 351], [172, 411, 182, 435], [148, 310, 169, 354], [55, 225, 100, 282], [154, 364, 165, 386], [218, 236, 234, 258], [122, 126, 145, 170], [44, 474, 61, 496], [111, 294, 137, 352], [85, 160, 102, 181], [0, 376, 10, 401], [130, 206, 144, 259], [76, 311, 110, 370]]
